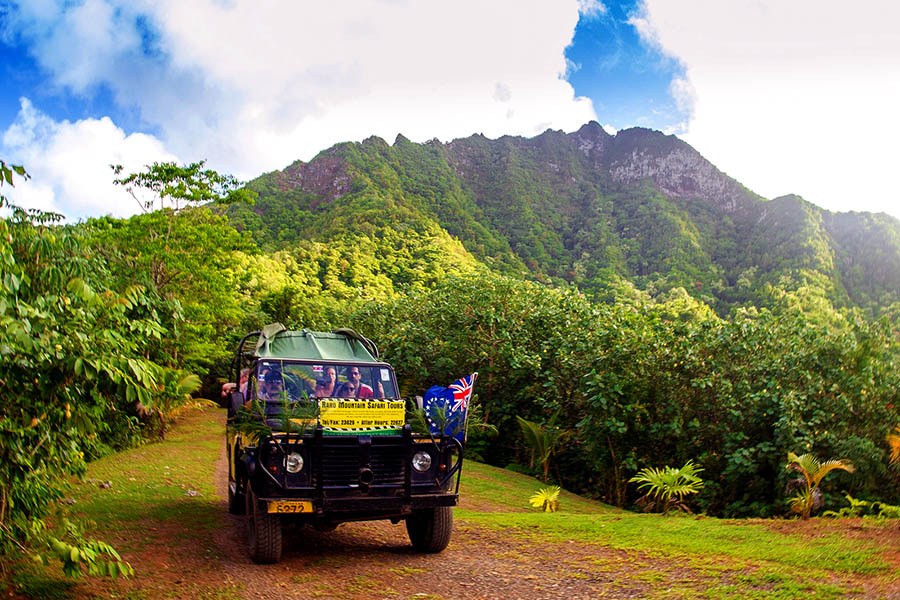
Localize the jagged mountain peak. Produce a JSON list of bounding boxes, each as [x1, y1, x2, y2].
[[575, 120, 612, 138]]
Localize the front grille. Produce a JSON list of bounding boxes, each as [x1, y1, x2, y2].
[[318, 440, 406, 486]]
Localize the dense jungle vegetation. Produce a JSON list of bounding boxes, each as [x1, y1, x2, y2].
[[3, 124, 900, 566]]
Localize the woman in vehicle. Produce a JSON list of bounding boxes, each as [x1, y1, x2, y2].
[[315, 366, 338, 397]]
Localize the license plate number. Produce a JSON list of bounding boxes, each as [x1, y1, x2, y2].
[[268, 500, 313, 514]]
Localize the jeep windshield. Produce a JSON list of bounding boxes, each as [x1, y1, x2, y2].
[[252, 360, 399, 404]]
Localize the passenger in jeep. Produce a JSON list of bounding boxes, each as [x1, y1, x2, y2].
[[336, 366, 373, 398], [259, 370, 284, 401], [315, 366, 338, 397]]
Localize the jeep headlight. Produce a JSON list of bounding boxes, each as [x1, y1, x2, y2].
[[412, 451, 432, 472], [286, 452, 304, 473]]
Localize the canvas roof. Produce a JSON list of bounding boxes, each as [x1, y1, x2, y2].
[[253, 324, 381, 363]]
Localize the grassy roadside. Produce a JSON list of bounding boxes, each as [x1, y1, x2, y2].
[[460, 460, 898, 598], [7, 406, 899, 600], [6, 406, 240, 600]]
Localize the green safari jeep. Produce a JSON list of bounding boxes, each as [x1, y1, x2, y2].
[[222, 325, 463, 563]]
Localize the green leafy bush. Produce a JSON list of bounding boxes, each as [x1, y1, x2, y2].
[[351, 272, 900, 517], [0, 201, 192, 570]]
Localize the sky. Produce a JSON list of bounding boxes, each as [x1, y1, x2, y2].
[[1, 0, 898, 220]]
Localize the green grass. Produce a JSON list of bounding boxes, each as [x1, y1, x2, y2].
[[69, 408, 223, 557], [460, 459, 890, 577], [458, 510, 887, 575], [2, 409, 229, 600], [72, 413, 221, 526], [460, 460, 613, 514], [456, 455, 896, 599]]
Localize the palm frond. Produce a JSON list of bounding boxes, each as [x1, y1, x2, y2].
[[629, 466, 667, 496], [176, 373, 202, 396], [528, 486, 561, 512], [810, 459, 854, 486], [787, 453, 821, 481], [785, 451, 854, 518], [789, 489, 812, 515], [406, 405, 431, 435], [465, 401, 497, 435], [629, 460, 704, 509]]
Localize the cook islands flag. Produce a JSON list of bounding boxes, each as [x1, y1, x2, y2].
[[423, 373, 478, 443]]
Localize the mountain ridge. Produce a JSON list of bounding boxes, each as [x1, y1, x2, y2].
[[227, 122, 900, 316]]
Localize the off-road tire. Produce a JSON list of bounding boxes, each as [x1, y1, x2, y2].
[[406, 506, 453, 553], [228, 481, 245, 515], [246, 490, 282, 563]]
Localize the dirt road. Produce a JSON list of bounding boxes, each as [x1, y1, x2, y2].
[[67, 409, 896, 600]]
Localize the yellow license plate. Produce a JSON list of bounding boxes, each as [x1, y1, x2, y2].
[[268, 500, 313, 514]]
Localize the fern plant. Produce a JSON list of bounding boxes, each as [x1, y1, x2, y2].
[[822, 493, 872, 518], [874, 502, 900, 519], [786, 451, 854, 519], [628, 460, 704, 514]]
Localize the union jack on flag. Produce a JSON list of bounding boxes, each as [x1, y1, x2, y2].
[[449, 373, 476, 413]]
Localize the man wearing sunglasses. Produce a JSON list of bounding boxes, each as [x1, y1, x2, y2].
[[337, 366, 373, 398]]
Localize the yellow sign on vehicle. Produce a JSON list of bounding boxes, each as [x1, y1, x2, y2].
[[318, 399, 406, 430], [268, 500, 313, 514]]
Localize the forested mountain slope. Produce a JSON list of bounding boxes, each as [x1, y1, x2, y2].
[[227, 122, 900, 315]]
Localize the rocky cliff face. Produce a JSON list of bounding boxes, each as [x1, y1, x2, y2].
[[272, 147, 353, 207], [442, 123, 760, 218], [604, 129, 758, 216]]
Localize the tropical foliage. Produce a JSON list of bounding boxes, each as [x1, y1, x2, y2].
[[529, 485, 561, 513], [516, 415, 563, 482], [0, 160, 242, 575], [628, 460, 704, 514], [886, 425, 900, 465], [0, 204, 170, 572], [111, 160, 256, 213], [350, 272, 900, 516], [821, 494, 900, 519], [785, 452, 855, 519]]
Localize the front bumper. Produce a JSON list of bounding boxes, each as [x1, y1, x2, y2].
[[256, 492, 458, 517]]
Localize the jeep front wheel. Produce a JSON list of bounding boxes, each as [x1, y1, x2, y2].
[[406, 506, 453, 553], [246, 490, 282, 563]]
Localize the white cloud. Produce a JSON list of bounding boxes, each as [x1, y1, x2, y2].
[[578, 0, 607, 19], [663, 76, 695, 135], [634, 0, 900, 217], [2, 0, 598, 216], [2, 98, 177, 219]]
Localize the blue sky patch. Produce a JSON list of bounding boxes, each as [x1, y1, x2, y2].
[[566, 0, 688, 132]]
